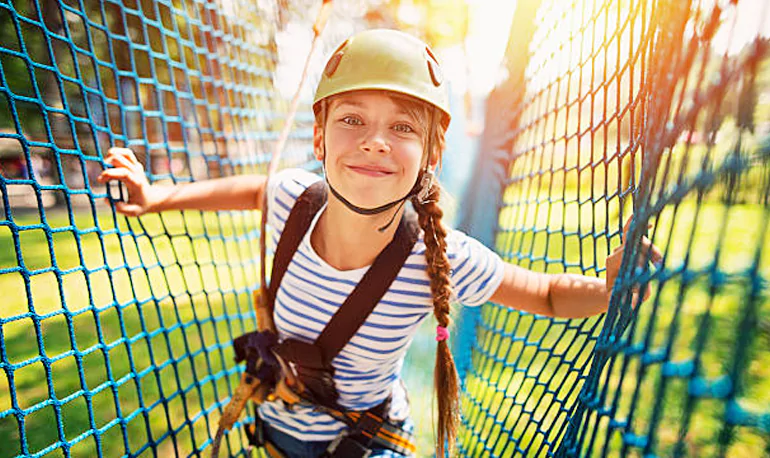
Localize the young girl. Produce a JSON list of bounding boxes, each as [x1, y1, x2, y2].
[[98, 29, 660, 457]]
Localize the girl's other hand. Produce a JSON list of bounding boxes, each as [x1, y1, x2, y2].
[[97, 147, 160, 216], [605, 215, 663, 305]]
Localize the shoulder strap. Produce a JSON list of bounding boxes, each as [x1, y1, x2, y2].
[[268, 181, 420, 367], [266, 180, 327, 311], [314, 211, 419, 365]]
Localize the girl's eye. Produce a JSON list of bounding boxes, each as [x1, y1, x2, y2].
[[341, 116, 362, 125], [394, 123, 414, 134]]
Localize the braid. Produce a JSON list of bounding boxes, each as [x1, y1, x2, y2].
[[413, 183, 458, 457]]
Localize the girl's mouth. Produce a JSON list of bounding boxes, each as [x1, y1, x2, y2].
[[347, 165, 394, 177]]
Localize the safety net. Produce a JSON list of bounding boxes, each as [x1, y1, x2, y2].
[[1, 0, 769, 457], [0, 0, 321, 456], [455, 0, 769, 456]]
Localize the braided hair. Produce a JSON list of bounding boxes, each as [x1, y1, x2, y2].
[[412, 179, 457, 457]]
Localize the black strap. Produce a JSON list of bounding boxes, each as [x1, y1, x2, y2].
[[315, 213, 418, 364], [268, 179, 419, 366], [266, 180, 327, 310]]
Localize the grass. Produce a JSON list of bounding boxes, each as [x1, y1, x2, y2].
[[458, 197, 770, 457], [1, 207, 261, 458], [2, 194, 769, 457]]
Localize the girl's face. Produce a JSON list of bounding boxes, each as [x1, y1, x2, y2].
[[314, 90, 432, 210]]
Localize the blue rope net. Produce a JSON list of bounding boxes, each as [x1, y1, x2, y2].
[[456, 0, 769, 456], [0, 1, 317, 456], [1, 0, 768, 457]]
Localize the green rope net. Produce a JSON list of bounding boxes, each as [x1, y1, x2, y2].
[[456, 0, 769, 456]]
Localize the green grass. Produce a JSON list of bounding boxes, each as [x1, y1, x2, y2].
[[459, 197, 770, 457], [0, 208, 261, 457], [2, 195, 769, 457]]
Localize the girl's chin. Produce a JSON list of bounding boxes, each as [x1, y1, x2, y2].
[[347, 197, 396, 209], [339, 189, 406, 210]]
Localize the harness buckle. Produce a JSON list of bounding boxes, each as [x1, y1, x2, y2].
[[271, 348, 302, 389], [244, 418, 265, 447], [324, 430, 371, 458], [268, 349, 308, 410], [355, 411, 383, 439]]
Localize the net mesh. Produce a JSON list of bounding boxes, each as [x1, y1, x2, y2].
[[1, 0, 769, 457], [0, 1, 316, 456], [456, 0, 769, 456]]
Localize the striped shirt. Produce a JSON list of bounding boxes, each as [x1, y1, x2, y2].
[[258, 168, 505, 442]]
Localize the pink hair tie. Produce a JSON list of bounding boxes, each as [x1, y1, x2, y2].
[[436, 325, 450, 342]]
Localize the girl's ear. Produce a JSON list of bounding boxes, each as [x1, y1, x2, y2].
[[313, 124, 324, 161]]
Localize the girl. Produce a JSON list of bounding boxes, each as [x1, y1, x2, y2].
[[98, 29, 660, 457]]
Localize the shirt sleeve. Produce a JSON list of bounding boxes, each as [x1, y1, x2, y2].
[[266, 168, 323, 237], [446, 229, 506, 307]]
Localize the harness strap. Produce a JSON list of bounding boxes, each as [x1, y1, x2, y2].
[[314, 212, 419, 364], [270, 178, 419, 367], [327, 408, 417, 455], [244, 416, 288, 458], [267, 180, 327, 314], [244, 405, 416, 457], [246, 179, 419, 455]]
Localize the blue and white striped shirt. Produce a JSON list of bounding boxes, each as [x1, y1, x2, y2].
[[258, 168, 505, 442]]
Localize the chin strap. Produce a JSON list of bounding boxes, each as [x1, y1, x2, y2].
[[326, 175, 419, 216], [324, 164, 433, 232]]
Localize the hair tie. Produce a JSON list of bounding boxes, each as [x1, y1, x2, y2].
[[436, 325, 450, 342]]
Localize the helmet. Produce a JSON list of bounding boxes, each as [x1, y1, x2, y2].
[[313, 29, 451, 127]]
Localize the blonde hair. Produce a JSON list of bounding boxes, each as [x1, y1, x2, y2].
[[315, 91, 457, 456]]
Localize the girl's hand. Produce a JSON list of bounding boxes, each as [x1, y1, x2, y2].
[[97, 147, 161, 216], [605, 216, 663, 304]]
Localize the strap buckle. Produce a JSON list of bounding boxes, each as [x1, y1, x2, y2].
[[354, 411, 383, 440], [244, 418, 265, 447], [271, 349, 304, 391], [324, 430, 372, 458], [267, 349, 308, 410]]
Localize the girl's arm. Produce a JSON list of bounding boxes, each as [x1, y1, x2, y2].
[[97, 147, 267, 216], [488, 266, 609, 318], [489, 218, 662, 319]]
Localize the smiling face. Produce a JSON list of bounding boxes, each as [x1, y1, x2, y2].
[[314, 90, 435, 210]]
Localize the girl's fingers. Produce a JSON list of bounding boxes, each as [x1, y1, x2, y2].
[[97, 168, 121, 183], [650, 243, 664, 266], [110, 153, 138, 171], [97, 167, 132, 183], [114, 201, 144, 217], [97, 168, 145, 195], [108, 147, 140, 166], [622, 215, 633, 239], [621, 216, 655, 241], [635, 237, 664, 268]]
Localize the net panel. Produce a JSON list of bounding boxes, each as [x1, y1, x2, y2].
[[0, 1, 315, 457], [456, 0, 770, 456]]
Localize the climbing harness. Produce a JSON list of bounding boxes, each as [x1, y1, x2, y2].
[[221, 181, 419, 457]]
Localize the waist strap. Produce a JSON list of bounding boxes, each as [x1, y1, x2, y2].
[[246, 403, 416, 457]]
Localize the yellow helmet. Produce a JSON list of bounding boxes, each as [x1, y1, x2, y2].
[[313, 29, 451, 127]]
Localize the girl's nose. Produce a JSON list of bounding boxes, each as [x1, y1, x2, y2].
[[360, 130, 390, 154]]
